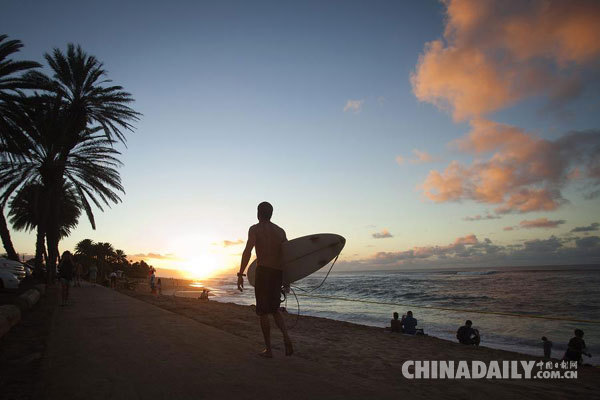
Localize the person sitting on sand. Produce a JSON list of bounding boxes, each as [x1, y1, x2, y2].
[[564, 329, 592, 365], [237, 201, 293, 358], [457, 320, 480, 346], [390, 312, 402, 333], [401, 311, 418, 335], [542, 336, 552, 359]]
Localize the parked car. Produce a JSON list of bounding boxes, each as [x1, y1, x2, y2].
[[0, 258, 27, 281], [0, 269, 20, 290]]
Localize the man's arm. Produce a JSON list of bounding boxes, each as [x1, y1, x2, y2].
[[237, 227, 256, 292]]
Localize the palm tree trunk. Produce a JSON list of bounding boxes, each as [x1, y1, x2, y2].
[[0, 207, 18, 261], [35, 225, 46, 274]]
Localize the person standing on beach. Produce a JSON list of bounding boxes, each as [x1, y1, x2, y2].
[[542, 336, 552, 359], [237, 202, 293, 358], [58, 251, 74, 306]]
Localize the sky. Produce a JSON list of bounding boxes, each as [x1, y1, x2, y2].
[[2, 0, 600, 278]]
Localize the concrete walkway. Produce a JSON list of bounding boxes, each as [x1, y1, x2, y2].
[[40, 285, 394, 400]]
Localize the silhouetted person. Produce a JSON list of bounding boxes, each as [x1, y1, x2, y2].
[[238, 202, 293, 358], [89, 262, 98, 285], [457, 320, 480, 346], [564, 329, 592, 365], [401, 311, 418, 335], [58, 251, 74, 306], [109, 271, 117, 289], [74, 262, 82, 287], [542, 336, 552, 359], [150, 270, 156, 294], [390, 312, 402, 332]]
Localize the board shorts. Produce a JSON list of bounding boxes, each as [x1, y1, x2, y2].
[[255, 266, 283, 316]]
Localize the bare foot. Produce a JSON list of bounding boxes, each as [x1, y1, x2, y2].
[[258, 349, 273, 358], [284, 340, 294, 356]]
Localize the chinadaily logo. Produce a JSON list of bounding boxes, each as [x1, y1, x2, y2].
[[401, 360, 578, 379]]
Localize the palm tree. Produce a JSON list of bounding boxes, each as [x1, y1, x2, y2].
[[1, 44, 139, 278], [1, 95, 129, 280], [0, 34, 41, 260], [8, 181, 81, 268]]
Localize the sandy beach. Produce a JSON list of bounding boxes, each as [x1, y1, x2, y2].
[[120, 286, 600, 399]]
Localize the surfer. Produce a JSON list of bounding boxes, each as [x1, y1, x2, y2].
[[237, 202, 294, 358]]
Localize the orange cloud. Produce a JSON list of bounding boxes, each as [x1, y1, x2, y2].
[[421, 120, 600, 213], [411, 0, 600, 121], [397, 149, 438, 165], [519, 218, 566, 229], [454, 234, 478, 245]]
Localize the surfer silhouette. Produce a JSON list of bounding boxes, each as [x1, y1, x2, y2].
[[237, 202, 294, 358]]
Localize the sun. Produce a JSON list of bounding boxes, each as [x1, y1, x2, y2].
[[168, 235, 236, 279]]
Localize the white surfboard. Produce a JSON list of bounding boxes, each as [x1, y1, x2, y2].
[[247, 233, 345, 287]]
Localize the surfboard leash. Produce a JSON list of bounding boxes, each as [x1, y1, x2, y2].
[[283, 254, 340, 330]]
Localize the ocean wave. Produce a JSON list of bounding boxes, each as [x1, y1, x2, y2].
[[455, 270, 498, 276]]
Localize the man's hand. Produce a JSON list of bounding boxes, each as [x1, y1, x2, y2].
[[237, 275, 244, 292]]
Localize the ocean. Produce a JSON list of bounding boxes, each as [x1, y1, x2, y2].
[[175, 265, 600, 365]]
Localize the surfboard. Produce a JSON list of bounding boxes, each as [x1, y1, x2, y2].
[[247, 233, 345, 287]]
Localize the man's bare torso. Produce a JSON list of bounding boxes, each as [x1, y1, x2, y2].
[[251, 221, 287, 269]]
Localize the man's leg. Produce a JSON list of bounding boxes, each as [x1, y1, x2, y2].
[[273, 310, 293, 356], [259, 314, 273, 357]]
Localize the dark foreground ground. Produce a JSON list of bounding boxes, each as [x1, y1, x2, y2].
[[1, 284, 599, 400]]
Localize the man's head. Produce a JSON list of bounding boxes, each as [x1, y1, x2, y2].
[[393, 312, 399, 320], [407, 311, 413, 317], [542, 336, 547, 341], [257, 201, 273, 221], [575, 329, 584, 338], [466, 320, 472, 327]]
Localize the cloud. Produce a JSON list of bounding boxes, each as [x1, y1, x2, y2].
[[336, 234, 600, 270], [454, 234, 478, 245], [463, 213, 501, 221], [571, 222, 600, 233], [519, 218, 566, 229], [129, 253, 179, 261], [412, 1, 600, 215], [223, 239, 244, 247], [343, 99, 364, 113], [397, 149, 439, 165], [372, 229, 393, 239], [411, 0, 600, 121], [421, 121, 600, 213]]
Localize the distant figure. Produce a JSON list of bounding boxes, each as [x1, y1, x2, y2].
[[390, 312, 402, 333], [74, 262, 82, 287], [542, 336, 552, 359], [109, 271, 117, 289], [401, 311, 418, 335], [89, 262, 98, 286], [199, 289, 209, 300], [58, 251, 74, 306], [237, 201, 293, 358], [150, 271, 156, 294], [564, 329, 592, 365], [157, 278, 162, 295], [457, 320, 480, 346]]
